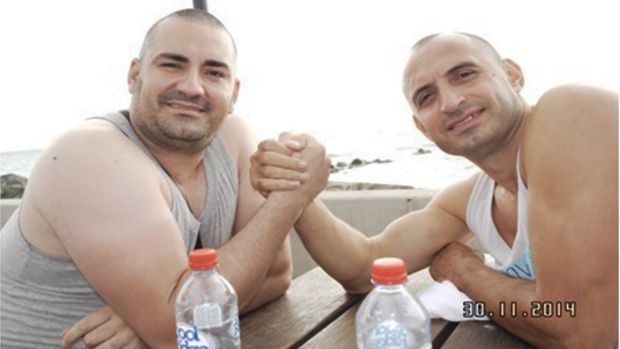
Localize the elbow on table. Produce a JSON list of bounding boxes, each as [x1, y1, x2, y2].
[[342, 280, 373, 295], [275, 265, 293, 295]]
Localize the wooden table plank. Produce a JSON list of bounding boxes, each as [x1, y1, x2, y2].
[[300, 268, 457, 348], [240, 267, 361, 349], [441, 321, 535, 349]]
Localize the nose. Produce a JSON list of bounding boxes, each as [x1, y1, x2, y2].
[[177, 70, 206, 97], [440, 87, 465, 114]]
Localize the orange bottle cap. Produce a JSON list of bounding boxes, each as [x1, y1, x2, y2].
[[371, 257, 407, 285], [188, 248, 218, 270]]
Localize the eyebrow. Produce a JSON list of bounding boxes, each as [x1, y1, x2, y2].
[[154, 52, 231, 71], [411, 62, 479, 104]]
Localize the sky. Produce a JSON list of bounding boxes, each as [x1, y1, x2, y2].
[[0, 0, 617, 152]]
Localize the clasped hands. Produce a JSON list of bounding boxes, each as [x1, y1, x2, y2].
[[250, 132, 331, 201]]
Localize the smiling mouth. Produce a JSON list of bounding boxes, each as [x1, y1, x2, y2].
[[448, 109, 484, 132], [166, 102, 205, 113]]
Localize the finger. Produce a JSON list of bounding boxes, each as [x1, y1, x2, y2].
[[82, 319, 121, 348], [123, 336, 147, 349], [62, 307, 111, 347], [94, 327, 135, 349], [255, 151, 307, 171], [257, 138, 295, 156], [278, 132, 307, 149], [260, 165, 309, 182], [257, 178, 300, 192]]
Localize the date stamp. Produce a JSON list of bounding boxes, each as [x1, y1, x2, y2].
[[462, 301, 576, 319]]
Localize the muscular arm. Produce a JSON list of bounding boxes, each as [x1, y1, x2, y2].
[[218, 116, 293, 313], [31, 123, 192, 347], [441, 85, 618, 348], [33, 119, 325, 347], [294, 176, 475, 294]]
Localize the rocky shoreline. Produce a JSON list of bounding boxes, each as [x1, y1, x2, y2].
[[1, 174, 27, 199], [1, 157, 414, 199]]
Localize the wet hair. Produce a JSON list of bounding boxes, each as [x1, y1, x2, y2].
[[412, 32, 501, 62], [138, 8, 237, 59]]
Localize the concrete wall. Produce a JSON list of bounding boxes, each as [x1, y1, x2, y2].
[[0, 190, 437, 278], [290, 189, 436, 277], [1, 199, 19, 228]]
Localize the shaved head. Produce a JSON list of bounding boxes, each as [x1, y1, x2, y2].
[[412, 32, 501, 63], [139, 9, 237, 60]]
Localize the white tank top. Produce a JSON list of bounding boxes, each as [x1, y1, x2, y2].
[[465, 153, 535, 280]]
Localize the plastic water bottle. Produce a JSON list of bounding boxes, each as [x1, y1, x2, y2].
[[175, 248, 241, 349], [356, 257, 431, 349]]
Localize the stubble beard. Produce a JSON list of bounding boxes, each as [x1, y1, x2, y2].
[[130, 85, 224, 153], [438, 93, 524, 161]]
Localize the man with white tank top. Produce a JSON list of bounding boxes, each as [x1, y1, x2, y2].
[[0, 9, 331, 348], [251, 33, 617, 348]]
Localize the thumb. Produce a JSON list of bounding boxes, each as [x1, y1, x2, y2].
[[278, 132, 306, 151]]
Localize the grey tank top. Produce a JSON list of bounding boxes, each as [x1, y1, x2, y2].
[[1, 111, 238, 348]]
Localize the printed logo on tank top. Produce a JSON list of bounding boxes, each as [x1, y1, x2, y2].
[[501, 249, 536, 281]]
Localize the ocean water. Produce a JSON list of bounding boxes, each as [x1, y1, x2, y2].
[[0, 149, 42, 178], [0, 133, 478, 190]]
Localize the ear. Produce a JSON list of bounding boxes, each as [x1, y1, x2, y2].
[[228, 79, 241, 114], [413, 114, 430, 139], [502, 58, 524, 92], [127, 58, 141, 94]]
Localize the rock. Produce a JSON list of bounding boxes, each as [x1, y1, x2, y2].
[[414, 148, 431, 155], [330, 161, 349, 174], [327, 181, 414, 191], [349, 158, 366, 168], [330, 158, 393, 173], [1, 173, 28, 199]]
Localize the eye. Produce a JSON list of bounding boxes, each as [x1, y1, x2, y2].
[[205, 69, 226, 79], [160, 62, 181, 70], [416, 90, 434, 107], [455, 69, 477, 81]]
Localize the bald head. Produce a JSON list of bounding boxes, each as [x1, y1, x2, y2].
[[402, 32, 508, 102], [139, 9, 237, 60], [412, 32, 501, 63]]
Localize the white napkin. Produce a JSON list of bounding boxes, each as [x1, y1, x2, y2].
[[416, 254, 498, 322]]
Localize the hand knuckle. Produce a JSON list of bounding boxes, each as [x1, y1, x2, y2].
[[257, 152, 268, 164]]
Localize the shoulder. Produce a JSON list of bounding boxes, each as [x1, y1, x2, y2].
[[429, 172, 482, 221], [29, 119, 164, 209], [527, 84, 616, 137], [522, 84, 617, 185], [217, 114, 257, 170], [37, 119, 157, 175]]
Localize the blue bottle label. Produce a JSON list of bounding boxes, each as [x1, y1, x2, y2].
[[176, 324, 218, 349]]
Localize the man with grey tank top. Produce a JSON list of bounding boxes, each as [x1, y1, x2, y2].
[[1, 9, 331, 348], [250, 33, 618, 348]]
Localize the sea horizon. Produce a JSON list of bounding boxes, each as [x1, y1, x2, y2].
[[0, 132, 478, 191]]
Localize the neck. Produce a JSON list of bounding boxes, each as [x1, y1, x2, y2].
[[127, 113, 207, 183], [148, 146, 205, 183], [468, 105, 531, 195]]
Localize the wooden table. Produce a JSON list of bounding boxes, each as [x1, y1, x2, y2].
[[241, 267, 535, 348]]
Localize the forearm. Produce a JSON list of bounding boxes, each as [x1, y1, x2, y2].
[[240, 263, 292, 314], [295, 199, 374, 293], [453, 260, 579, 348], [217, 192, 303, 309], [240, 239, 293, 313]]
